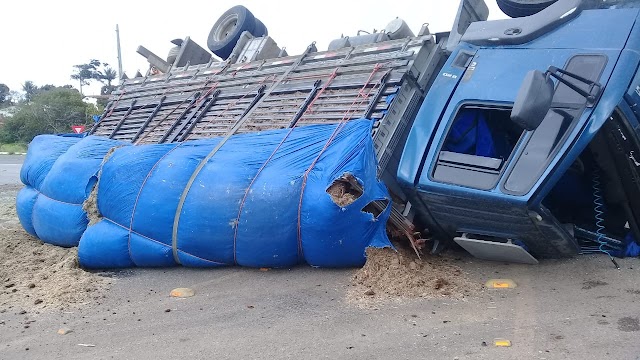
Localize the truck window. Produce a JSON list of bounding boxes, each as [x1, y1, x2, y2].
[[503, 54, 608, 195], [442, 106, 522, 160], [431, 105, 524, 190]]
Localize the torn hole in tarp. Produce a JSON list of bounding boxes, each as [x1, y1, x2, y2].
[[326, 173, 363, 207], [362, 199, 390, 220], [83, 146, 122, 226]]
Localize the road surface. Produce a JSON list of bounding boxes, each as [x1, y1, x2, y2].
[[1, 155, 639, 360], [0, 155, 24, 185]]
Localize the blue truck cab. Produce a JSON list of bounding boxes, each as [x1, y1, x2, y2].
[[398, 0, 640, 261]]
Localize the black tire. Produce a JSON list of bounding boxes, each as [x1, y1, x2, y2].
[[207, 5, 256, 59], [253, 18, 268, 37], [496, 0, 558, 17]]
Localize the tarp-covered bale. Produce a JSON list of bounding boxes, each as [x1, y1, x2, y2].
[[20, 135, 81, 191], [79, 119, 392, 268], [17, 135, 81, 238], [16, 135, 129, 246]]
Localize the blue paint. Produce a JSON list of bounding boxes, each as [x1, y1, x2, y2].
[[399, 5, 640, 257]]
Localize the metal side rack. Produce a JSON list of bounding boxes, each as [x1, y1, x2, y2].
[[91, 34, 447, 251]]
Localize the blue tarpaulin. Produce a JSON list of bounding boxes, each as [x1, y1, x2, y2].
[[17, 120, 392, 268], [16, 135, 129, 246], [612, 233, 640, 257]]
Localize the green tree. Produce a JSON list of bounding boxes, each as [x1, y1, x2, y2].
[[22, 81, 38, 103], [0, 84, 10, 106], [70, 59, 102, 95], [100, 66, 117, 87], [38, 84, 56, 92], [97, 66, 118, 107], [0, 87, 97, 143], [9, 90, 22, 104]]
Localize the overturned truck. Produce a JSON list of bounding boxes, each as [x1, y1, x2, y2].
[[18, 0, 640, 267]]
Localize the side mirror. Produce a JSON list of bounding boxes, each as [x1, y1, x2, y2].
[[511, 70, 554, 131]]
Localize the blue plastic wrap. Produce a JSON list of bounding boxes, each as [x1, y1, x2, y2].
[[16, 186, 38, 237], [16, 135, 129, 246], [78, 119, 392, 268], [612, 233, 640, 258], [20, 135, 81, 191]]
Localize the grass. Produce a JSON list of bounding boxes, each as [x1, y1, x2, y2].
[[0, 143, 27, 154]]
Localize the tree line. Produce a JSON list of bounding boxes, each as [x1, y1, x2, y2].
[[0, 60, 117, 144]]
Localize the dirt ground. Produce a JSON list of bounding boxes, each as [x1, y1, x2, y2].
[[0, 185, 110, 313], [348, 246, 481, 307], [2, 160, 640, 359], [1, 181, 477, 313]]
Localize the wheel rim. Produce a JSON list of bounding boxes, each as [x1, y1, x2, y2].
[[214, 14, 239, 42]]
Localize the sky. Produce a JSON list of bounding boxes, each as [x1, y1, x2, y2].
[[0, 0, 507, 97]]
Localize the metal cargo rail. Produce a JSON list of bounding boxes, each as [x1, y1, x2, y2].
[[91, 34, 446, 251]]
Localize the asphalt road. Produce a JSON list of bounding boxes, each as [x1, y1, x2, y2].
[[1, 155, 640, 360], [0, 155, 24, 185], [2, 258, 639, 360]]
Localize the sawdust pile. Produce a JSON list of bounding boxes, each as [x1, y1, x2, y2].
[[0, 230, 110, 312], [83, 146, 121, 225], [0, 187, 109, 313], [83, 182, 101, 225], [348, 244, 480, 306], [326, 174, 363, 207]]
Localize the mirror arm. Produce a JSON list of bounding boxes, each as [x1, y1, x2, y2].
[[546, 66, 602, 103]]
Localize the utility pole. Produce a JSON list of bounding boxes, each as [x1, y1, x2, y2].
[[116, 24, 123, 82]]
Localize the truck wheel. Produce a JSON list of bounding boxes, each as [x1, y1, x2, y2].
[[207, 5, 256, 59], [253, 18, 268, 37], [496, 0, 558, 17]]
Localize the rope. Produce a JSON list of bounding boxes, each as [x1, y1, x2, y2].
[[183, 75, 276, 141], [101, 217, 228, 266], [230, 63, 251, 78], [169, 76, 277, 264], [230, 68, 341, 264], [295, 64, 386, 258], [305, 69, 338, 114], [134, 67, 229, 144], [90, 89, 127, 135], [127, 142, 184, 263], [169, 44, 341, 264], [104, 89, 127, 119], [194, 83, 219, 106], [134, 95, 193, 144]]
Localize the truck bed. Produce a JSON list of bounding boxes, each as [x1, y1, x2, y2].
[[91, 35, 446, 246], [92, 35, 442, 174]]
